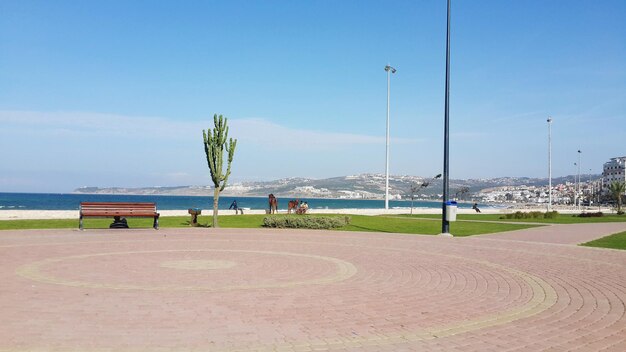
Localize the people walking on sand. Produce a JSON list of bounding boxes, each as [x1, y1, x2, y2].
[[268, 194, 278, 214], [229, 200, 243, 215]]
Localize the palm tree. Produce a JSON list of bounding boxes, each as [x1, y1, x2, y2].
[[608, 181, 626, 214]]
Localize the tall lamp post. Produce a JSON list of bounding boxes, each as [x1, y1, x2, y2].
[[574, 162, 578, 208], [577, 149, 582, 209], [547, 117, 553, 211], [441, 0, 452, 236], [384, 64, 397, 210], [409, 174, 442, 215]]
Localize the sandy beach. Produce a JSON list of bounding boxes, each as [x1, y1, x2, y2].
[[0, 206, 609, 220], [0, 208, 444, 220]]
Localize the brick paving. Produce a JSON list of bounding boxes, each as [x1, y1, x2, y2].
[[0, 224, 625, 351], [477, 222, 626, 245]]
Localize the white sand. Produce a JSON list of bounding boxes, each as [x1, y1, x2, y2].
[[0, 206, 605, 220]]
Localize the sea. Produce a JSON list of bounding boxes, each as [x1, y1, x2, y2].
[[0, 192, 480, 211]]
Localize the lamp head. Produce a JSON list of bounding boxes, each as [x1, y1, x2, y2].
[[384, 65, 397, 73], [547, 117, 552, 123]]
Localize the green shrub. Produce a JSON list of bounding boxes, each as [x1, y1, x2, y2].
[[500, 211, 559, 220], [576, 212, 604, 218], [263, 216, 351, 229], [543, 211, 559, 219]]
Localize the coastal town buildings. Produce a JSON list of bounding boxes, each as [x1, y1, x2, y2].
[[75, 168, 621, 206], [603, 156, 626, 192], [473, 183, 579, 205]]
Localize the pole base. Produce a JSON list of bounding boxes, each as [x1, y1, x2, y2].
[[439, 232, 453, 237]]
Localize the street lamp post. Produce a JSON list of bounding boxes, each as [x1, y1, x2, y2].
[[409, 173, 442, 215], [574, 162, 577, 208], [577, 150, 582, 209], [587, 169, 596, 206], [384, 64, 396, 210], [547, 117, 552, 211], [441, 0, 452, 236]]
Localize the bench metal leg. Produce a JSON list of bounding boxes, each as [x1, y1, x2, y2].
[[154, 216, 159, 230], [79, 216, 83, 230]]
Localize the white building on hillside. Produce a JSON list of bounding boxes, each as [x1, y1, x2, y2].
[[603, 156, 626, 192]]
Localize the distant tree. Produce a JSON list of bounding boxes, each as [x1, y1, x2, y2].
[[203, 114, 237, 228], [608, 181, 625, 214]]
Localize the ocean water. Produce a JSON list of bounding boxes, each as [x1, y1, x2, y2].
[[0, 192, 478, 211]]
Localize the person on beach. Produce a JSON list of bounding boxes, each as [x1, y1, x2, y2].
[[472, 203, 481, 213], [229, 200, 243, 215], [268, 194, 278, 214], [296, 201, 309, 214]]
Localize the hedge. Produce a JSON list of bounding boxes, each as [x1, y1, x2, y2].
[[263, 216, 351, 229], [500, 211, 559, 220]]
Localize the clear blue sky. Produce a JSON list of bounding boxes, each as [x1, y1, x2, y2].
[[1, 0, 624, 192]]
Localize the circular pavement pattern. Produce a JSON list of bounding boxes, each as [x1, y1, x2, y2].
[[1, 226, 625, 351]]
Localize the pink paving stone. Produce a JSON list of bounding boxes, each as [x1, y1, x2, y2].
[[477, 222, 626, 245], [0, 224, 624, 351]]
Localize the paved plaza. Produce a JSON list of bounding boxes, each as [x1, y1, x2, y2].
[[1, 223, 626, 351]]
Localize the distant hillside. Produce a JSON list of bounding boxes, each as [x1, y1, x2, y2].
[[74, 173, 599, 200]]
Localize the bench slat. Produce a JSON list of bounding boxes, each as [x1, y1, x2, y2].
[[79, 202, 160, 230], [81, 203, 155, 206], [81, 212, 159, 216]]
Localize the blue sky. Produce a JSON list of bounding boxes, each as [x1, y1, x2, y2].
[[1, 0, 624, 192]]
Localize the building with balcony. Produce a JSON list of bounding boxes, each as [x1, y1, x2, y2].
[[602, 156, 626, 192]]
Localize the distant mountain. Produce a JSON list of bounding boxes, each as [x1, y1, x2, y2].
[[74, 173, 600, 200]]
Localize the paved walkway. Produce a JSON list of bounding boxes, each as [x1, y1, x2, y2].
[[477, 222, 626, 244], [1, 223, 625, 351]]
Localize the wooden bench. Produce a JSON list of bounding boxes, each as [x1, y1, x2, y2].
[[79, 202, 160, 230]]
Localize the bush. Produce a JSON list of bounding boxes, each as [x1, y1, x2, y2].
[[576, 212, 604, 218], [543, 211, 559, 219], [262, 216, 351, 229], [500, 211, 559, 220]]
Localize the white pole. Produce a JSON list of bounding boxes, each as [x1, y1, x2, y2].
[[385, 68, 390, 210], [577, 150, 581, 210], [547, 117, 552, 211], [384, 65, 396, 210]]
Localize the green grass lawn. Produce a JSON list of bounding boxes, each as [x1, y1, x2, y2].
[[0, 214, 539, 237], [401, 213, 626, 224], [338, 215, 538, 236], [581, 231, 626, 250], [0, 215, 267, 231]]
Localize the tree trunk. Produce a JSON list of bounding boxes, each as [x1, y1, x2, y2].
[[212, 187, 220, 228]]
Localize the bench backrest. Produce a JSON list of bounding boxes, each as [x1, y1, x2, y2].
[[80, 202, 158, 214]]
